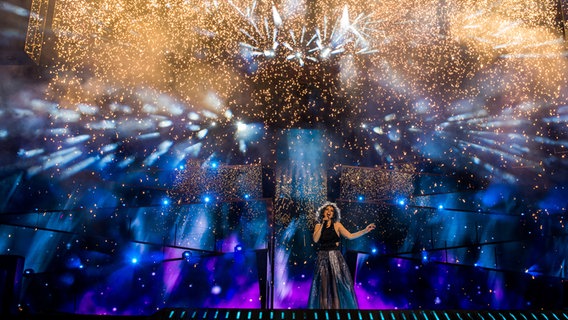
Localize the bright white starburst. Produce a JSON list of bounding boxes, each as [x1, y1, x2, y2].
[[234, 2, 379, 66]]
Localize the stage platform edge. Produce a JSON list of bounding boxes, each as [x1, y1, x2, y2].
[[4, 308, 568, 320], [150, 308, 568, 320]]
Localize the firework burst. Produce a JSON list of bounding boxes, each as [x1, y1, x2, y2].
[[10, 0, 565, 185]]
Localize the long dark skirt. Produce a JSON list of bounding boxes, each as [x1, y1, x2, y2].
[[307, 249, 359, 309]]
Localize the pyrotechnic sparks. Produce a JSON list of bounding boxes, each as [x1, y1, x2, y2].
[[12, 0, 568, 185], [231, 1, 379, 63]]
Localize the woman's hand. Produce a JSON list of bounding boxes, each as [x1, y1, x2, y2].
[[365, 223, 376, 233]]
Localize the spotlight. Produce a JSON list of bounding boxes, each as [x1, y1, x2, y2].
[[211, 285, 222, 295], [23, 269, 34, 276], [234, 244, 243, 253], [357, 195, 364, 201], [182, 251, 192, 261], [236, 121, 247, 131], [421, 250, 429, 263]]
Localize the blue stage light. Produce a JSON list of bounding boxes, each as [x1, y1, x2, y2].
[[234, 244, 243, 252], [357, 195, 364, 201], [182, 251, 192, 261], [211, 285, 222, 295], [421, 250, 428, 262]]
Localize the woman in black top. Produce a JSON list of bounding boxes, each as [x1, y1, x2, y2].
[[308, 202, 376, 309]]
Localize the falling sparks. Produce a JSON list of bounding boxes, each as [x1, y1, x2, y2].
[[11, 0, 568, 200]]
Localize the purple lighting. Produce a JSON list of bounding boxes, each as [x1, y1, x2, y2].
[[0, 0, 566, 317]]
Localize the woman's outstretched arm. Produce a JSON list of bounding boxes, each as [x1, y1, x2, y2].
[[336, 222, 376, 240]]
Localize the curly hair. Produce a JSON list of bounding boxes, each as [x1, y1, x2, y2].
[[314, 202, 341, 223]]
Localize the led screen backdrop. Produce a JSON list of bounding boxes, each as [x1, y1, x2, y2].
[[0, 0, 567, 317]]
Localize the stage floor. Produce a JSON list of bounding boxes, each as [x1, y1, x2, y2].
[[5, 308, 568, 320]]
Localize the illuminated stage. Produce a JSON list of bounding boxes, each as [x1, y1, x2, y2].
[[1, 0, 568, 319], [6, 309, 568, 320]]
